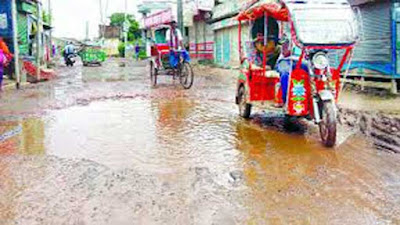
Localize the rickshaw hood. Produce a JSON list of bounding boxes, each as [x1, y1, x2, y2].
[[237, 1, 289, 22]]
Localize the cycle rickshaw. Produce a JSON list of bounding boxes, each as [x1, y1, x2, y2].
[[148, 26, 194, 89]]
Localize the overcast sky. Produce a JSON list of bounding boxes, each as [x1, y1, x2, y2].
[[43, 0, 139, 40]]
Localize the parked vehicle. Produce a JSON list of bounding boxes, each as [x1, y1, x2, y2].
[[235, 0, 359, 147]]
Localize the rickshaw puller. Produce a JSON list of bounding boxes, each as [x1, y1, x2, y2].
[[166, 20, 190, 69]]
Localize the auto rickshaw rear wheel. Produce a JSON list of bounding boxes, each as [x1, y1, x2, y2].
[[319, 101, 337, 147], [238, 86, 252, 119]]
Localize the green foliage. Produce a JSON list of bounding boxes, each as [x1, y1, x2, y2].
[[118, 42, 125, 57], [110, 13, 141, 41], [42, 10, 51, 24]]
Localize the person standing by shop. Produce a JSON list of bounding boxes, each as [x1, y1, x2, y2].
[[0, 37, 12, 91]]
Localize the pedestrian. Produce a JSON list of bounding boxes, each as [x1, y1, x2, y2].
[[0, 49, 7, 91], [135, 43, 140, 61], [0, 37, 12, 63], [0, 37, 12, 90]]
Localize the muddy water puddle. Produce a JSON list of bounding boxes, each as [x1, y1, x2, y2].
[[1, 59, 400, 223], [1, 95, 400, 223]]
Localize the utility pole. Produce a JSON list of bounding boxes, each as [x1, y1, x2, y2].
[[177, 0, 184, 32], [48, 0, 52, 59], [36, 1, 42, 81], [99, 0, 104, 42], [124, 0, 128, 58], [86, 21, 89, 41], [11, 0, 20, 89]]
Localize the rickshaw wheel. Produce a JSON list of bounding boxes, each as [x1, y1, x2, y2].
[[179, 62, 194, 89], [150, 61, 157, 87], [238, 86, 252, 119], [319, 101, 337, 147]]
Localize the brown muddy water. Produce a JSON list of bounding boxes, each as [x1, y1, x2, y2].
[[0, 59, 400, 224]]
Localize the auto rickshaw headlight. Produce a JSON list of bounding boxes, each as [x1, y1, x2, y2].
[[312, 52, 329, 70]]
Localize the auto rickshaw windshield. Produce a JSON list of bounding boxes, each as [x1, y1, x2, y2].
[[289, 4, 359, 45]]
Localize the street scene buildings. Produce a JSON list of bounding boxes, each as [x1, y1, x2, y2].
[[1, 0, 400, 224]]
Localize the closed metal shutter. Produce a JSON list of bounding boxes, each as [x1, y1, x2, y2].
[[353, 0, 392, 63], [215, 30, 223, 64]]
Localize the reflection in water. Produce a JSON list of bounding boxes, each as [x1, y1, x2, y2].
[[0, 118, 45, 155], [0, 117, 45, 224], [235, 121, 400, 223], [19, 118, 45, 155]]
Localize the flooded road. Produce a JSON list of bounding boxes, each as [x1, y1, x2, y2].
[[1, 59, 400, 224]]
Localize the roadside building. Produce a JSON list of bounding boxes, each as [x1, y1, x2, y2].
[[137, 0, 177, 56], [0, 0, 54, 83], [209, 0, 255, 67], [185, 0, 214, 61], [99, 25, 121, 56], [347, 0, 399, 93], [137, 0, 215, 60]]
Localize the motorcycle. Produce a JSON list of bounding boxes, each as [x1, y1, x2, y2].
[[65, 53, 76, 67]]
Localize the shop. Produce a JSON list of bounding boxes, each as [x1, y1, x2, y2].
[[210, 0, 254, 67], [349, 0, 400, 92], [186, 0, 214, 61]]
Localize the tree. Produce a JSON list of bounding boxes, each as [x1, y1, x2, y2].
[[110, 13, 140, 41]]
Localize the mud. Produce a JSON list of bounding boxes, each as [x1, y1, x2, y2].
[[339, 108, 400, 153], [1, 59, 400, 224]]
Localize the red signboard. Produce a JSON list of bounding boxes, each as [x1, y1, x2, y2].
[[144, 8, 174, 28]]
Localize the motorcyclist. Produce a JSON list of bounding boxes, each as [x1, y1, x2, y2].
[[64, 42, 75, 61]]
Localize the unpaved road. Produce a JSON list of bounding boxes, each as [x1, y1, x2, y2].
[[0, 59, 400, 225]]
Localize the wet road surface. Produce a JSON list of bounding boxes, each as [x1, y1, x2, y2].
[[1, 59, 400, 224]]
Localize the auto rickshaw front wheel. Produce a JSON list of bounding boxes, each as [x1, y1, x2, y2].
[[238, 86, 252, 119], [319, 101, 337, 147]]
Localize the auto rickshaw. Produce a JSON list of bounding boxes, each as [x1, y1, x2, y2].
[[79, 44, 107, 67], [235, 0, 359, 147]]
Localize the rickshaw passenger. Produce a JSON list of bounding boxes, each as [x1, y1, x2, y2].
[[166, 20, 190, 68], [250, 16, 280, 69], [251, 34, 280, 69]]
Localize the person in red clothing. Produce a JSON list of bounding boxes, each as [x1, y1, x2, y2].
[[0, 37, 12, 61], [0, 37, 14, 88], [0, 37, 12, 90]]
